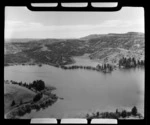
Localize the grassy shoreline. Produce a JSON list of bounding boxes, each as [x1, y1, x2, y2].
[[4, 80, 59, 119]]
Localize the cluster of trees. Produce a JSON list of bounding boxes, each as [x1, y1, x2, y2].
[[10, 99, 24, 107], [60, 64, 113, 73], [29, 80, 45, 91], [96, 64, 113, 72], [86, 106, 143, 119], [33, 93, 43, 102], [10, 93, 43, 108], [119, 57, 144, 68], [61, 65, 97, 70], [21, 63, 36, 66], [10, 80, 45, 92]]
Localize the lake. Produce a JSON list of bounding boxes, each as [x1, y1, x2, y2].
[[4, 57, 144, 119]]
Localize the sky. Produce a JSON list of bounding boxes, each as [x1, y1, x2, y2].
[[5, 7, 144, 39]]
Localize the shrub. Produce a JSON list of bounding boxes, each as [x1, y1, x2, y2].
[[17, 107, 26, 116], [25, 105, 31, 113], [11, 100, 16, 106], [34, 104, 40, 111]]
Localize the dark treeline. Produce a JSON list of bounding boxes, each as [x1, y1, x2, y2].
[[61, 65, 97, 70], [8, 96, 58, 119], [60, 64, 113, 73], [6, 80, 58, 119], [96, 63, 113, 72], [33, 93, 43, 102], [85, 106, 143, 119], [119, 57, 144, 68], [10, 80, 45, 92]]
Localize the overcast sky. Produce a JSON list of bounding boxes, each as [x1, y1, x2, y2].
[[5, 7, 144, 39]]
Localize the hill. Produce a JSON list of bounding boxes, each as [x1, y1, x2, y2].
[[4, 82, 36, 114], [4, 32, 144, 66]]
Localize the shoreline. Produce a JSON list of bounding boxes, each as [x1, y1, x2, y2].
[[4, 56, 144, 119], [4, 80, 59, 119], [4, 62, 144, 74], [4, 55, 115, 74], [3, 67, 144, 119]]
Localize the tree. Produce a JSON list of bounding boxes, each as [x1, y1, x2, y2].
[[104, 64, 107, 70], [133, 58, 137, 67], [115, 109, 120, 118], [96, 64, 100, 69], [96, 112, 100, 117], [116, 109, 119, 114], [121, 110, 127, 118], [138, 60, 141, 65], [131, 106, 138, 116], [19, 81, 22, 86], [25, 105, 31, 113], [32, 80, 45, 91], [141, 60, 144, 66], [33, 93, 42, 102], [86, 113, 90, 119], [11, 100, 16, 106], [17, 107, 26, 116]]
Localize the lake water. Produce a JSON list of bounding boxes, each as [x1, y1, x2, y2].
[[68, 55, 101, 67], [4, 57, 144, 119]]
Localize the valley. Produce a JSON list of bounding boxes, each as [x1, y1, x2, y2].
[[4, 32, 145, 119]]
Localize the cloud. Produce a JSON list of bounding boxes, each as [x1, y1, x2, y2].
[[5, 19, 144, 38], [5, 19, 140, 32], [5, 20, 43, 31], [101, 20, 131, 27]]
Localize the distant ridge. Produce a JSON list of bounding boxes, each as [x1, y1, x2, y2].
[[108, 32, 144, 35], [5, 38, 41, 43], [5, 32, 144, 43], [80, 32, 144, 40], [80, 34, 106, 40], [5, 31, 144, 66]]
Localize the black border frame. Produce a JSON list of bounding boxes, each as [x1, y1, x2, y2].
[[2, 0, 148, 125]]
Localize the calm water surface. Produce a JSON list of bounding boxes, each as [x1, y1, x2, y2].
[[4, 58, 144, 119]]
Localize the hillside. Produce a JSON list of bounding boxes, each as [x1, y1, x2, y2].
[[4, 82, 36, 114], [4, 32, 144, 66]]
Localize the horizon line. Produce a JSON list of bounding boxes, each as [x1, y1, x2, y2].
[[5, 31, 144, 40]]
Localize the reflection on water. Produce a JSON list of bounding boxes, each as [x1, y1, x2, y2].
[[4, 63, 144, 118]]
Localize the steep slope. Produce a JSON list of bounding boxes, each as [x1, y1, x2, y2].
[[87, 32, 144, 64]]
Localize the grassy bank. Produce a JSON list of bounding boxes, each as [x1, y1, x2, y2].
[[4, 80, 58, 119]]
